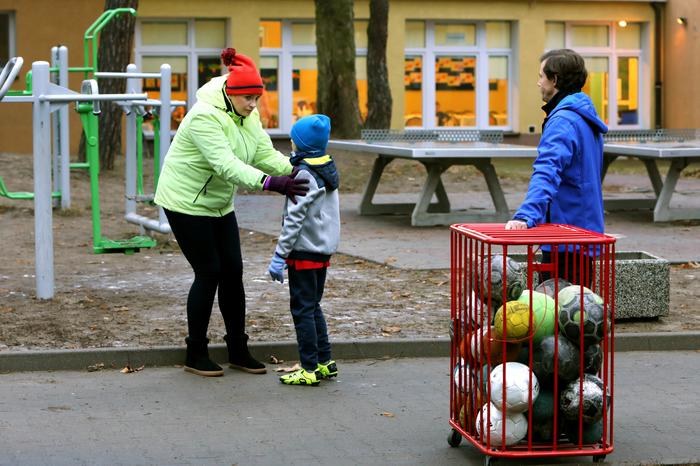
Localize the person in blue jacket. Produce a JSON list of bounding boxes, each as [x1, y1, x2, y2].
[[505, 49, 608, 285], [268, 114, 341, 386]]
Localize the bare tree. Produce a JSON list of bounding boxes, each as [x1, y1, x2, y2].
[[314, 0, 361, 139], [364, 0, 392, 129], [78, 0, 138, 170]]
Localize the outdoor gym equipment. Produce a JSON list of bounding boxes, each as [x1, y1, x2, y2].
[[1, 59, 147, 299], [0, 8, 137, 209], [0, 57, 63, 201], [95, 63, 185, 235]]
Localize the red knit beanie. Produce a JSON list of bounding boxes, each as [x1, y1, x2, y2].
[[221, 48, 264, 95]]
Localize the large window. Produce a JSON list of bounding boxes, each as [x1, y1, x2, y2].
[[0, 12, 15, 66], [404, 20, 512, 129], [135, 19, 227, 129], [545, 21, 645, 128], [259, 19, 368, 133]]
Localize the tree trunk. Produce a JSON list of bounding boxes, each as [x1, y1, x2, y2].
[[364, 0, 392, 129], [78, 0, 138, 170], [314, 0, 361, 139]]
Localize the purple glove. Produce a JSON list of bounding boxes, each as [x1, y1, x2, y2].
[[263, 174, 309, 204]]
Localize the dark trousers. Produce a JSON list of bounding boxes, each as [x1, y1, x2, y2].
[[164, 209, 246, 342], [288, 265, 331, 371], [541, 249, 594, 289]]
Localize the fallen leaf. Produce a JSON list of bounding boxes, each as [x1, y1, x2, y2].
[[381, 326, 402, 334], [269, 355, 283, 364], [275, 363, 301, 373], [120, 364, 145, 374], [87, 363, 104, 372]]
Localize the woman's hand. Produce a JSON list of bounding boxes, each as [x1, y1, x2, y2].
[[263, 174, 309, 204]]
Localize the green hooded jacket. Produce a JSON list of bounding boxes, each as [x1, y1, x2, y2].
[[154, 74, 292, 217]]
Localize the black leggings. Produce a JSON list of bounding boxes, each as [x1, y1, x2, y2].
[[164, 208, 246, 341]]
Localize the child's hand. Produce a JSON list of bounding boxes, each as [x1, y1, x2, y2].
[[268, 253, 286, 283]]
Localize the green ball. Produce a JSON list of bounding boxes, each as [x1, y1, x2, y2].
[[517, 290, 558, 345]]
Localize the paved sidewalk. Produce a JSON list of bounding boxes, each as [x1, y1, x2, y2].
[[1, 351, 698, 466]]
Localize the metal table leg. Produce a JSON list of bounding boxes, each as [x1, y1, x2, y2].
[[653, 158, 700, 222]]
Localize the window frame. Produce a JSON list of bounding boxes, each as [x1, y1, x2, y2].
[[260, 19, 368, 135], [0, 11, 16, 66], [546, 20, 647, 129], [404, 20, 514, 130], [134, 18, 228, 109]]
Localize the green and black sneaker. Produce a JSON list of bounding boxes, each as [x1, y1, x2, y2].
[[317, 360, 338, 379], [279, 368, 321, 386]]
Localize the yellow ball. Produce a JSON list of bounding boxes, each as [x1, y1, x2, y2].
[[494, 301, 532, 342]]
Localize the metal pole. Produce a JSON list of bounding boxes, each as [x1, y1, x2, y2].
[[50, 47, 60, 209], [57, 46, 70, 209], [158, 63, 172, 229], [32, 62, 54, 299], [124, 64, 137, 223]]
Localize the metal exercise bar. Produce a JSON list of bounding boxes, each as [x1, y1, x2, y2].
[[361, 129, 504, 144]]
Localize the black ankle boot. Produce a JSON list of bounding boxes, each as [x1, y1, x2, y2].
[[184, 337, 224, 377], [224, 334, 267, 374]]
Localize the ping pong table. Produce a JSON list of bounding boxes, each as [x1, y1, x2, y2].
[[327, 130, 538, 226], [603, 129, 700, 222]]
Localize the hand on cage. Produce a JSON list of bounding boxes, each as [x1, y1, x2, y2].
[[505, 219, 528, 230]]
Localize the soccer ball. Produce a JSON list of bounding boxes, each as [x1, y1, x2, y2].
[[532, 334, 581, 384], [458, 386, 484, 430], [489, 362, 540, 414], [584, 344, 603, 375], [560, 374, 609, 424], [464, 326, 521, 365], [530, 389, 557, 441], [558, 285, 606, 347], [478, 255, 529, 309], [475, 402, 528, 446], [516, 290, 558, 345], [565, 418, 604, 445], [535, 277, 572, 299], [453, 358, 470, 393], [493, 301, 532, 342]]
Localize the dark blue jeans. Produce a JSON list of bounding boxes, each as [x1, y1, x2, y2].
[[288, 266, 331, 371]]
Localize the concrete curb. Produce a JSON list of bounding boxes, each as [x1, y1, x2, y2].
[[1, 331, 699, 373]]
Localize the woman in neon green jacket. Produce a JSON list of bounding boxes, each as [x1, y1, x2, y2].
[[155, 48, 308, 377]]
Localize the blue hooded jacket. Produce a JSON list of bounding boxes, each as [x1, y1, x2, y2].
[[513, 92, 608, 234]]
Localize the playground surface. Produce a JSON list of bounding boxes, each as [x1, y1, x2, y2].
[[1, 145, 700, 352]]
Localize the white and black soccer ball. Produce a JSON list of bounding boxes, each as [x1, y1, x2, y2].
[[558, 285, 606, 347], [489, 362, 540, 414], [560, 374, 610, 424], [475, 402, 528, 447], [478, 254, 530, 310]]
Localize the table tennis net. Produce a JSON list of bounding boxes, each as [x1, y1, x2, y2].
[[604, 128, 699, 143], [361, 129, 504, 144]]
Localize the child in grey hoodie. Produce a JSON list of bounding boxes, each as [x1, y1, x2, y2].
[[268, 114, 340, 386]]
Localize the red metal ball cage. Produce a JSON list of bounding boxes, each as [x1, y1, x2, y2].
[[448, 223, 616, 463]]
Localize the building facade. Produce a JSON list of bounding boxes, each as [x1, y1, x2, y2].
[[0, 0, 698, 154]]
